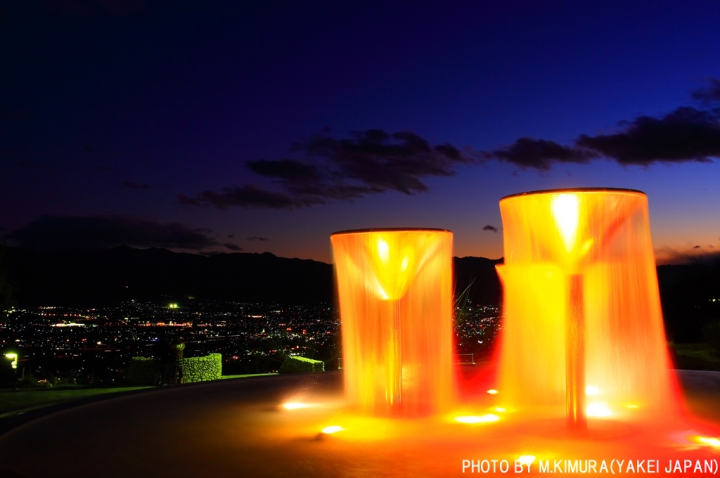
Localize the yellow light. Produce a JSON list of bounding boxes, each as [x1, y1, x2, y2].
[[586, 402, 612, 417], [321, 425, 344, 434], [455, 414, 499, 424], [494, 407, 506, 413], [551, 193, 579, 253], [369, 234, 417, 301], [4, 353, 18, 369], [486, 389, 498, 395], [697, 436, 720, 447], [282, 402, 309, 410], [585, 385, 600, 396], [517, 456, 536, 466], [626, 403, 639, 409]]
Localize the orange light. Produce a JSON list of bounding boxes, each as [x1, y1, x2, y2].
[[331, 229, 454, 417], [498, 189, 678, 424], [370, 235, 418, 301], [321, 425, 344, 434], [282, 402, 309, 410], [517, 456, 536, 466], [586, 402, 612, 417], [455, 414, 499, 424], [585, 385, 600, 396], [696, 436, 720, 447], [551, 193, 579, 253], [486, 389, 498, 395]]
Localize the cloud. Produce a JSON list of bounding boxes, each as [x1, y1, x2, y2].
[[177, 185, 315, 209], [223, 243, 242, 251], [655, 246, 720, 265], [691, 78, 720, 103], [482, 81, 720, 170], [484, 106, 720, 169], [484, 138, 596, 170], [5, 215, 220, 251], [180, 129, 478, 209], [180, 83, 720, 209], [246, 159, 322, 181], [576, 107, 720, 165], [121, 180, 152, 189], [482, 225, 499, 233], [247, 236, 269, 241]]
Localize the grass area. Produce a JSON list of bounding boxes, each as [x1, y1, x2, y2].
[[221, 373, 277, 380], [0, 373, 278, 416], [0, 386, 151, 416], [671, 343, 720, 371]]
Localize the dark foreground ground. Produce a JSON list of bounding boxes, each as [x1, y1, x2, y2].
[[0, 368, 719, 478]]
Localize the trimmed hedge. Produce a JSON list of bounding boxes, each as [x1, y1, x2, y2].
[[126, 353, 222, 385], [278, 355, 324, 374], [182, 353, 222, 383], [126, 356, 158, 385]]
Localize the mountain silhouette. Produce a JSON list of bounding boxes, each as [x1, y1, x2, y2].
[[3, 247, 503, 306], [3, 246, 718, 342]]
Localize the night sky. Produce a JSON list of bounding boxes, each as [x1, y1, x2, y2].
[[2, 1, 720, 264]]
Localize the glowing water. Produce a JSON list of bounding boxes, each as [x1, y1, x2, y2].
[[497, 189, 679, 424], [331, 229, 454, 416]]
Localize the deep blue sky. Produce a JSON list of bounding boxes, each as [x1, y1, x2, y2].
[[2, 1, 720, 263]]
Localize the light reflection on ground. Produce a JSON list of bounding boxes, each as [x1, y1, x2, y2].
[[0, 367, 718, 477]]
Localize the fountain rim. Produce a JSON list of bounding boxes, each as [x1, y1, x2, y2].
[[500, 187, 646, 202], [330, 227, 451, 237]]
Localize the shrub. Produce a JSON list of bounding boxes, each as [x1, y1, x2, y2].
[[703, 321, 720, 358], [126, 357, 159, 385], [181, 353, 222, 383], [125, 354, 223, 385], [278, 356, 324, 374]]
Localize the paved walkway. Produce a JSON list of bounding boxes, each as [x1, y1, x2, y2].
[[0, 370, 718, 478]]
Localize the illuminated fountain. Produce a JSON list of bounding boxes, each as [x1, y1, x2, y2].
[[330, 228, 454, 417], [3, 195, 720, 477], [497, 188, 679, 429]]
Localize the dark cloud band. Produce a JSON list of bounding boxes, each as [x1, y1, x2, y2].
[[179, 80, 720, 210], [5, 215, 224, 251], [180, 129, 478, 209]]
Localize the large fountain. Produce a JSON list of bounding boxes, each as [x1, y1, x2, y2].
[[497, 188, 679, 428]]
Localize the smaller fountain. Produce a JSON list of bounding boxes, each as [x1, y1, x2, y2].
[[331, 228, 454, 417]]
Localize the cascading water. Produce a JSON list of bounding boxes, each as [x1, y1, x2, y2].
[[331, 228, 455, 417], [497, 188, 680, 427]]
